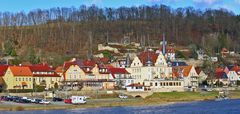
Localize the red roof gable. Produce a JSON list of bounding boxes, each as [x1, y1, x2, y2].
[[138, 51, 158, 66], [0, 65, 9, 77], [195, 67, 202, 75]]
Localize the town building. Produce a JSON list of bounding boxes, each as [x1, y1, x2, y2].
[[3, 66, 33, 90], [28, 64, 61, 90]]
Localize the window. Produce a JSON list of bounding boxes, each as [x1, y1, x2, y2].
[[150, 82, 153, 86], [155, 82, 157, 86], [19, 78, 21, 81], [26, 78, 28, 81], [16, 78, 18, 81], [22, 78, 24, 81], [29, 78, 31, 81]]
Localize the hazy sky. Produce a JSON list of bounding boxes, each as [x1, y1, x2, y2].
[[0, 0, 239, 14]]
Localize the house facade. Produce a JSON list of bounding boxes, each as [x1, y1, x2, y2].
[[3, 66, 33, 90], [28, 64, 61, 90]]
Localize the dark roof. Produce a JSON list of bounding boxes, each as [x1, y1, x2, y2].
[[171, 62, 187, 66], [226, 65, 234, 71]]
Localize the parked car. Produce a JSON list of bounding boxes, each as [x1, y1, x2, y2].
[[119, 94, 128, 99], [64, 98, 72, 104], [13, 96, 22, 102], [31, 98, 43, 104], [52, 97, 63, 102], [18, 98, 31, 103], [39, 100, 51, 105], [0, 96, 7, 100]]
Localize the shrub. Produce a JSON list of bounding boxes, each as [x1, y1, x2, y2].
[[8, 89, 33, 93]]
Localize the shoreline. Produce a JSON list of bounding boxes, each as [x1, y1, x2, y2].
[[0, 98, 216, 111], [1, 91, 240, 111]]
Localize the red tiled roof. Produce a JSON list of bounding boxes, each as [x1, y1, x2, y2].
[[172, 66, 193, 77], [0, 65, 9, 76], [195, 67, 202, 75], [172, 68, 180, 78], [55, 66, 63, 73], [28, 63, 53, 72], [83, 59, 96, 67], [108, 68, 129, 78], [231, 66, 239, 71], [138, 51, 158, 66], [9, 66, 32, 76], [215, 71, 228, 79], [28, 64, 60, 77], [127, 83, 144, 87], [215, 68, 224, 73], [108, 68, 129, 74]]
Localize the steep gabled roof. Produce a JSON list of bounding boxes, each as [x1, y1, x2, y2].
[[0, 65, 9, 76], [195, 67, 202, 75], [172, 66, 193, 77], [138, 51, 158, 66], [182, 66, 192, 77], [9, 66, 32, 76]]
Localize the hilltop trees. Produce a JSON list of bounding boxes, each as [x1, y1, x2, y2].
[[0, 5, 239, 65]]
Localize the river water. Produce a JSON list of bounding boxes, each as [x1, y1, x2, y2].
[[1, 99, 240, 114]]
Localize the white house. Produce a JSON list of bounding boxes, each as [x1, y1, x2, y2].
[[126, 51, 172, 85], [196, 68, 208, 84], [126, 84, 144, 92], [173, 66, 199, 90], [227, 69, 240, 85]]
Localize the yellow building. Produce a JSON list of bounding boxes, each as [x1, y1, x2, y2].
[[28, 64, 61, 90], [3, 66, 33, 90]]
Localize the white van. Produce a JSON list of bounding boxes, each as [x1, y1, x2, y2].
[[71, 96, 86, 104]]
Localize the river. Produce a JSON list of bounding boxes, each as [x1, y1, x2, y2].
[[1, 99, 240, 114]]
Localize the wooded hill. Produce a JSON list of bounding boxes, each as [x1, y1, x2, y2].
[[0, 5, 239, 66]]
